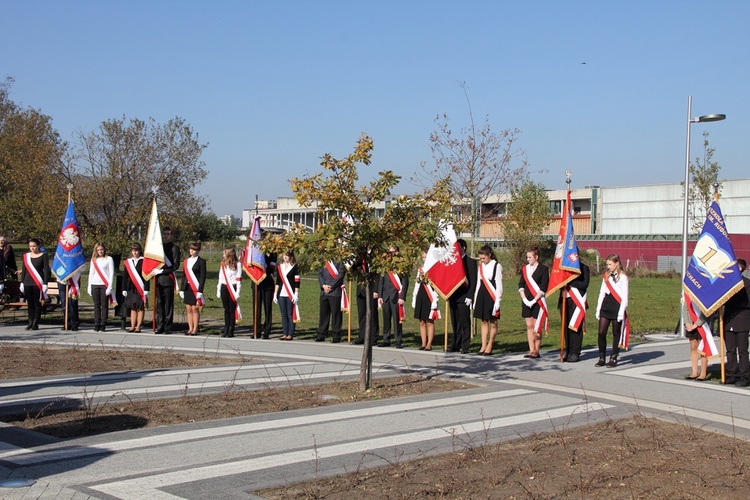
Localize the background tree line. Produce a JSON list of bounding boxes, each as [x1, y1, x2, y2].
[[0, 78, 239, 256]]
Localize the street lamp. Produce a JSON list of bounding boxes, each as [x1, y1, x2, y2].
[[679, 96, 725, 336]]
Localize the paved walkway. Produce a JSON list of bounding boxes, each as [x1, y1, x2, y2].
[[1, 325, 749, 499]]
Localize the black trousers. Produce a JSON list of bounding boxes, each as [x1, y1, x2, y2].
[[91, 285, 108, 327], [381, 298, 403, 344], [25, 285, 42, 327], [725, 329, 750, 381], [253, 285, 274, 335], [319, 294, 343, 339], [221, 285, 237, 334], [155, 283, 175, 332], [449, 295, 472, 351], [59, 283, 79, 329]]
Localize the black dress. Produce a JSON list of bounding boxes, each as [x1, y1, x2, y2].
[[180, 256, 207, 306]]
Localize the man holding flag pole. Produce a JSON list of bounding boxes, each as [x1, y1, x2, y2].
[[51, 185, 86, 332], [547, 173, 587, 362], [244, 215, 275, 339]]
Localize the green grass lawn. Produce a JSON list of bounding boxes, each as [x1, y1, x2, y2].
[[10, 262, 682, 354]]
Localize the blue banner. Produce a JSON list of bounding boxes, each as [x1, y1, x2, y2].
[[683, 201, 744, 316], [51, 200, 86, 283]]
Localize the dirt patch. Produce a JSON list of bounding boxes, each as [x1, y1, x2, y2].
[[260, 415, 750, 498], [0, 346, 473, 438]]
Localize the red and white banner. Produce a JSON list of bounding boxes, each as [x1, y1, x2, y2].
[[142, 199, 165, 280], [423, 222, 466, 299]]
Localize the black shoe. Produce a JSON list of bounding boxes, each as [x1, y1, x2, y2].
[[71, 326, 79, 331], [100, 326, 106, 332], [568, 354, 580, 363], [724, 377, 738, 385], [120, 319, 127, 330], [94, 325, 100, 332], [606, 356, 618, 368], [461, 349, 470, 354], [595, 356, 606, 367], [395, 343, 403, 349], [736, 379, 750, 387], [155, 329, 164, 334], [331, 337, 341, 344], [261, 335, 270, 339], [226, 333, 234, 338], [31, 325, 39, 330], [315, 336, 325, 342], [353, 338, 365, 345], [25, 325, 32, 331], [377, 342, 391, 347]]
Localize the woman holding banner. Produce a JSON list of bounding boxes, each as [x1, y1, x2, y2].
[[217, 247, 242, 338], [20, 238, 50, 330], [595, 253, 629, 368], [180, 241, 207, 336], [122, 242, 149, 333], [274, 249, 300, 340], [87, 242, 115, 332], [473, 245, 503, 355]]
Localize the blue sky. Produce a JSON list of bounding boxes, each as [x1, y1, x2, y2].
[[2, 0, 748, 217]]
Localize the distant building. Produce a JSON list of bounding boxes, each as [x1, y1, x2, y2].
[[241, 179, 750, 271]]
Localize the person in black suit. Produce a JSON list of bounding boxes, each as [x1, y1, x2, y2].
[[449, 239, 477, 354], [724, 259, 750, 387], [317, 260, 346, 343], [253, 247, 277, 339], [154, 227, 180, 334], [558, 261, 590, 362], [378, 246, 409, 348]]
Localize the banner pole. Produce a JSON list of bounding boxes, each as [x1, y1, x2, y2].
[[560, 288, 567, 361]]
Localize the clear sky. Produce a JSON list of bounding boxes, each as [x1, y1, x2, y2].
[[2, 0, 748, 217]]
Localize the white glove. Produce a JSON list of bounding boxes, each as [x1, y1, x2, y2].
[[523, 298, 533, 308], [42, 284, 48, 294], [617, 315, 624, 322], [153, 269, 163, 275], [217, 286, 221, 299], [411, 299, 416, 309], [122, 291, 128, 297], [144, 291, 148, 297], [196, 292, 204, 301], [492, 303, 500, 317], [595, 312, 600, 320], [105, 287, 112, 296], [0, 283, 4, 293], [431, 300, 439, 311], [20, 283, 24, 294], [273, 295, 279, 304], [464, 298, 472, 308], [292, 292, 299, 304], [179, 291, 185, 299]]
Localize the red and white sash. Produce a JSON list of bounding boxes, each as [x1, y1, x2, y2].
[[326, 260, 349, 312], [68, 273, 80, 299], [221, 264, 242, 321], [523, 265, 548, 335], [566, 285, 587, 331], [165, 254, 178, 292], [92, 258, 116, 306], [422, 281, 441, 320], [184, 258, 204, 307], [604, 276, 630, 350], [280, 265, 301, 323], [388, 271, 406, 323], [24, 253, 48, 299], [684, 292, 717, 358], [125, 258, 147, 302], [479, 262, 501, 318]]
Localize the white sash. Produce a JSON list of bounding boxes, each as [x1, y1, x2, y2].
[[184, 257, 203, 307], [24, 253, 47, 299], [221, 263, 242, 321], [522, 265, 548, 334], [125, 258, 147, 302]]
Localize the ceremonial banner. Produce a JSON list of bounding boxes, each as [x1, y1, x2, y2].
[[683, 201, 744, 317], [243, 216, 267, 285], [547, 190, 581, 295], [142, 199, 165, 280], [51, 200, 86, 283], [423, 222, 466, 299]]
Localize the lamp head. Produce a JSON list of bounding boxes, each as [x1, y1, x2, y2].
[[696, 113, 726, 123]]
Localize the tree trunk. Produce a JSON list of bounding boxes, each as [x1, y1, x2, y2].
[[359, 279, 373, 391]]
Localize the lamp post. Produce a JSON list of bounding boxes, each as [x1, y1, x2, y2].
[[679, 96, 725, 336]]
